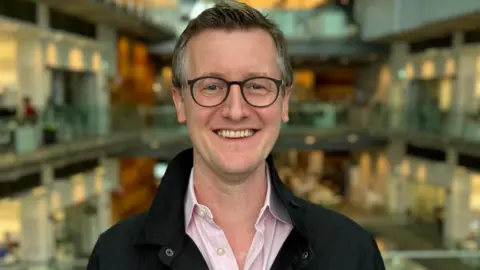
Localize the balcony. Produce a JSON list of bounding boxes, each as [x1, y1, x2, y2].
[[355, 0, 480, 41], [3, 100, 480, 181], [149, 6, 388, 60], [30, 0, 175, 40]]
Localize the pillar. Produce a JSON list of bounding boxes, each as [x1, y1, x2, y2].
[[36, 3, 50, 110], [102, 157, 120, 191], [19, 196, 53, 268], [450, 31, 476, 138], [95, 25, 118, 135], [79, 199, 99, 255], [17, 38, 43, 109], [388, 42, 408, 130], [96, 192, 112, 234], [444, 167, 471, 247], [97, 157, 118, 230], [386, 140, 408, 219], [19, 165, 55, 268]]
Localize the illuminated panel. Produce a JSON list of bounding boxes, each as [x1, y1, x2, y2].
[[405, 62, 414, 80], [421, 59, 435, 79], [239, 0, 327, 8], [69, 47, 84, 71], [444, 57, 455, 76], [46, 42, 57, 67]]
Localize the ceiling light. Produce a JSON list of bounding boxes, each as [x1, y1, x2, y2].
[[347, 134, 358, 143], [305, 135, 316, 145]]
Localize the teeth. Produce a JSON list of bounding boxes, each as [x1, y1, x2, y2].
[[216, 129, 255, 138]]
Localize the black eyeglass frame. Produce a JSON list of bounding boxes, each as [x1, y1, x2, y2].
[[187, 76, 284, 108]]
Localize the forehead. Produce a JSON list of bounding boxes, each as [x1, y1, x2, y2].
[[186, 29, 279, 78]]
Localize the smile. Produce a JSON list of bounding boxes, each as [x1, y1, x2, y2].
[[214, 129, 258, 139]]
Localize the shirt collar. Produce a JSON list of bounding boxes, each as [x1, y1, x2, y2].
[[184, 166, 291, 229]]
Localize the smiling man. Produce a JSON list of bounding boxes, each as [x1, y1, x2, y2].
[[87, 1, 385, 270]]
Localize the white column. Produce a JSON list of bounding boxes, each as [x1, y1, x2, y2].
[[36, 3, 49, 29], [79, 200, 98, 255], [451, 32, 476, 138], [95, 157, 118, 232], [388, 42, 409, 129], [386, 140, 407, 218], [102, 157, 120, 191], [19, 165, 55, 269], [96, 25, 117, 135], [444, 167, 471, 247], [97, 192, 112, 234], [347, 164, 363, 204], [17, 38, 43, 109], [19, 196, 53, 269]]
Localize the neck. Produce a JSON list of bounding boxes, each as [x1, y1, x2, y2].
[[192, 155, 268, 228]]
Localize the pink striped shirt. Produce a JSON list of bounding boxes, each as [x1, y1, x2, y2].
[[185, 169, 293, 270]]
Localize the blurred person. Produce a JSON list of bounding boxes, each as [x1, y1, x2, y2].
[[87, 2, 385, 270]]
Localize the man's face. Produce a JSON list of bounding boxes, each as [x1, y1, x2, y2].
[[172, 29, 290, 178]]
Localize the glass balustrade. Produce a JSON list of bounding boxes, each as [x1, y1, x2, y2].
[[146, 8, 352, 40], [358, 105, 480, 143], [262, 9, 351, 39], [3, 102, 480, 155], [287, 102, 349, 128], [0, 104, 183, 155]]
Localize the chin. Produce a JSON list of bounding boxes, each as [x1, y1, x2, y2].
[[214, 151, 263, 176]]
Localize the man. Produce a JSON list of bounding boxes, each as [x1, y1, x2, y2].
[[87, 1, 385, 269]]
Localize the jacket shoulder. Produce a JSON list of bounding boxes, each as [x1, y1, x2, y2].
[[297, 199, 385, 269], [88, 212, 148, 269], [99, 211, 148, 248]]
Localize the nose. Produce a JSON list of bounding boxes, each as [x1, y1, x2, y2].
[[221, 84, 249, 121]]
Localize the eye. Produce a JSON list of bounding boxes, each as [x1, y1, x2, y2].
[[205, 85, 217, 91], [246, 83, 265, 90]]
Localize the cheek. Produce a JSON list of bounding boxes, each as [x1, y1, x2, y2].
[[259, 107, 282, 124], [185, 106, 215, 127]]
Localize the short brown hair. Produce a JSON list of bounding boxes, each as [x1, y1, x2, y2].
[[171, 0, 293, 88]]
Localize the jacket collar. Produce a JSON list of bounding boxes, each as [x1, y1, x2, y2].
[[134, 148, 308, 247]]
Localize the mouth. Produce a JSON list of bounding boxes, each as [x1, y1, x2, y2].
[[213, 129, 259, 140]]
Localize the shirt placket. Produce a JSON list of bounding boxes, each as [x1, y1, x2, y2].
[[198, 206, 238, 270], [243, 213, 267, 270]]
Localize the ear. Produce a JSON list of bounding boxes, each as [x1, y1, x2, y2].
[[171, 87, 186, 123], [281, 87, 291, 123]]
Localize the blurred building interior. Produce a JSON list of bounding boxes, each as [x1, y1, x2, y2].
[[1, 0, 480, 269]]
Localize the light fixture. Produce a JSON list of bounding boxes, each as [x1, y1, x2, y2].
[[347, 134, 358, 143], [304, 135, 316, 145]]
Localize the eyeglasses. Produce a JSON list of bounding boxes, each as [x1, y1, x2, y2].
[[187, 76, 283, 108]]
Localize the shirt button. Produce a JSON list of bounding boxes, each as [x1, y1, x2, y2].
[[198, 209, 206, 217], [216, 248, 225, 256]]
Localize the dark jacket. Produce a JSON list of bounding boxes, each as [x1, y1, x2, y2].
[[87, 149, 385, 270]]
